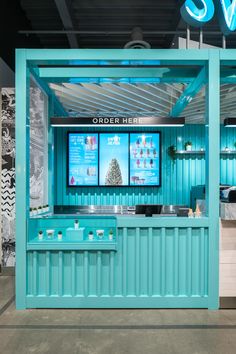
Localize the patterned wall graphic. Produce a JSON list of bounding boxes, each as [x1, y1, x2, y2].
[[1, 84, 47, 267], [30, 82, 47, 209], [1, 88, 15, 266]]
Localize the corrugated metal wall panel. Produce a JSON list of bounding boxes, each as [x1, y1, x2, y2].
[[26, 226, 208, 300], [54, 125, 236, 206], [220, 126, 236, 185]]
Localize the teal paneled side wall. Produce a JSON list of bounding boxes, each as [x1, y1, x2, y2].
[[220, 126, 236, 185], [55, 125, 205, 207], [54, 125, 236, 207]]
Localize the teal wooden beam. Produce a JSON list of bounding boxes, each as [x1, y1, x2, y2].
[[30, 67, 67, 116], [24, 48, 209, 64], [15, 49, 29, 309], [38, 67, 199, 83], [206, 50, 220, 310], [170, 66, 206, 117], [41, 77, 196, 84], [220, 49, 236, 62]]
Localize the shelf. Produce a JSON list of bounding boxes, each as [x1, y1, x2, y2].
[[27, 240, 117, 251], [175, 150, 205, 155], [220, 150, 236, 155], [174, 150, 236, 156]]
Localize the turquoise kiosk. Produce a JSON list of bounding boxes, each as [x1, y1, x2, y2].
[[16, 48, 225, 310]]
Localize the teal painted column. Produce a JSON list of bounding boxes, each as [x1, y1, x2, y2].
[[206, 50, 220, 309], [15, 50, 30, 309]]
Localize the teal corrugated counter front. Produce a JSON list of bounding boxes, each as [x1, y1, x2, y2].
[[26, 216, 209, 308]]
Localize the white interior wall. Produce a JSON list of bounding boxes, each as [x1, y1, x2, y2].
[[0, 59, 15, 87], [172, 36, 218, 49]]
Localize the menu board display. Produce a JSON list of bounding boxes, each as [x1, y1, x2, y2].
[[130, 133, 160, 186], [68, 131, 161, 187], [68, 133, 98, 186], [99, 133, 129, 186]]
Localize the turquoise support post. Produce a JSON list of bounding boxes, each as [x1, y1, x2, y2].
[[206, 50, 220, 310], [15, 49, 30, 309], [170, 66, 206, 117]]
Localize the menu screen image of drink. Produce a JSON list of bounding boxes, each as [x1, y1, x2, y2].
[[130, 133, 161, 186], [68, 133, 98, 186]]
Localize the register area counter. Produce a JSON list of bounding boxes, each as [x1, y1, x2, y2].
[[26, 213, 209, 309]]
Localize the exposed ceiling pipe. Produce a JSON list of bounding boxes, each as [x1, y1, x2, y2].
[[18, 30, 235, 36]]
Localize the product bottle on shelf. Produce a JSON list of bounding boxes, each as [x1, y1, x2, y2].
[[74, 220, 79, 230], [109, 229, 114, 241], [57, 231, 63, 240], [194, 204, 202, 218], [38, 230, 43, 240], [88, 231, 94, 240], [188, 208, 194, 218]]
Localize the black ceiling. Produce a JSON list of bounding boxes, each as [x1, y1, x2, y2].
[[1, 0, 236, 70]]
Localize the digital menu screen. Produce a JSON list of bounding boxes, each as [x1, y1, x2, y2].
[[130, 133, 160, 186], [68, 133, 98, 186], [99, 133, 129, 186]]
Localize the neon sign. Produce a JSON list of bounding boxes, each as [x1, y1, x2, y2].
[[181, 0, 236, 35]]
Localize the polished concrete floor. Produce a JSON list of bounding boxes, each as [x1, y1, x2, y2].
[[1, 276, 236, 354]]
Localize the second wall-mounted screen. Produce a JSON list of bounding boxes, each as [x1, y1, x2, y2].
[[130, 133, 161, 186], [99, 133, 129, 186]]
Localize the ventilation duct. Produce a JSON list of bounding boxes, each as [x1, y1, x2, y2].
[[124, 27, 151, 49]]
